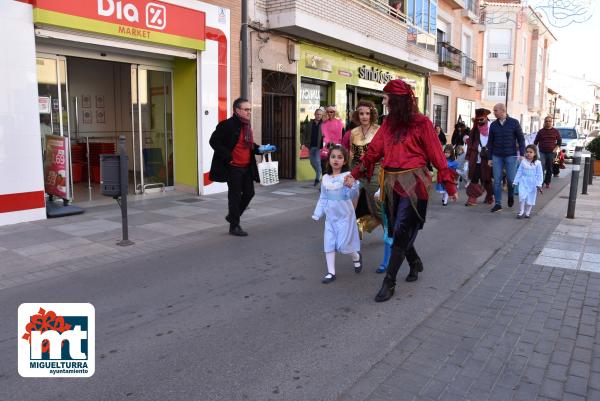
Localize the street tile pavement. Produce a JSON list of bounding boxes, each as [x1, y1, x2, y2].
[[0, 182, 320, 291], [339, 178, 600, 401]]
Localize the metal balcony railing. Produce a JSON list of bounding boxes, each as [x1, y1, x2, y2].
[[437, 42, 463, 73], [358, 0, 408, 24], [464, 0, 479, 16], [463, 55, 477, 79], [476, 65, 483, 84], [360, 0, 436, 50]]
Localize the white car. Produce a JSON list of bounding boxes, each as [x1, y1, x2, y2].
[[557, 127, 586, 158]]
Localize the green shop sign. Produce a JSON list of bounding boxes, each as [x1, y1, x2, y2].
[[296, 43, 425, 181]]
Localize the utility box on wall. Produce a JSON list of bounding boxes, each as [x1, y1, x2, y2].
[[100, 154, 125, 197]]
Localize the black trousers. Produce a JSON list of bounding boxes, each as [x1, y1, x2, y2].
[[385, 195, 425, 281], [227, 166, 255, 227], [540, 152, 554, 185]]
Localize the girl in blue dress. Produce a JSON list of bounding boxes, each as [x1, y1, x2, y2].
[[436, 145, 460, 206], [513, 144, 544, 218], [312, 145, 362, 284]]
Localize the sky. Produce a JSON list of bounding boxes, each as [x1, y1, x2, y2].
[[536, 0, 600, 83]]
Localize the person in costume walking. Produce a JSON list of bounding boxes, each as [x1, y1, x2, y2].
[[436, 145, 459, 206], [312, 145, 362, 284], [465, 108, 494, 206], [344, 80, 458, 302], [348, 100, 382, 238], [513, 144, 544, 219]]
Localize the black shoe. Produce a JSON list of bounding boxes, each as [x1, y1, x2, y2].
[[321, 273, 336, 284], [314, 179, 320, 186], [524, 214, 530, 219], [406, 258, 423, 282], [229, 225, 248, 236], [516, 214, 523, 219], [375, 277, 396, 302], [490, 204, 503, 213], [225, 215, 231, 223], [353, 252, 363, 273], [508, 196, 514, 208]]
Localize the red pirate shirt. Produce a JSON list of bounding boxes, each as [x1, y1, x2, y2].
[[351, 114, 457, 198]]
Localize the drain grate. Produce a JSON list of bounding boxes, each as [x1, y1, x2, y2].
[[559, 196, 570, 199], [176, 198, 204, 203]]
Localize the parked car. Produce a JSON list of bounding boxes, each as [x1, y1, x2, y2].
[[557, 126, 586, 158]]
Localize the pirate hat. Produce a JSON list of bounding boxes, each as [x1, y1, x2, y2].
[[475, 108, 491, 118]]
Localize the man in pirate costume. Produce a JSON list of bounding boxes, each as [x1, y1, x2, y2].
[[345, 79, 458, 302], [465, 108, 494, 206]]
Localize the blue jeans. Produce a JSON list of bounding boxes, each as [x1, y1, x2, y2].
[[309, 147, 322, 182], [492, 155, 518, 206]]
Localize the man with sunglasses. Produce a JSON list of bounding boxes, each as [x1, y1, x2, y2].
[[209, 98, 275, 236]]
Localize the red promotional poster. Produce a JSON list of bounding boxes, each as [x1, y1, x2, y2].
[[44, 135, 70, 199]]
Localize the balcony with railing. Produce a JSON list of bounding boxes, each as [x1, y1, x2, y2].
[[475, 65, 484, 91], [462, 55, 477, 87], [437, 42, 463, 80], [461, 0, 479, 22], [263, 0, 438, 72]]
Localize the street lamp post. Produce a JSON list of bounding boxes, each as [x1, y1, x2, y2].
[[503, 63, 514, 111]]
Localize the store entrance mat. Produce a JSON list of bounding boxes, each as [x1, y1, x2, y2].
[[46, 202, 85, 218]]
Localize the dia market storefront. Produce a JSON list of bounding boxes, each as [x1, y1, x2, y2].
[[1, 0, 231, 226], [296, 43, 426, 181]]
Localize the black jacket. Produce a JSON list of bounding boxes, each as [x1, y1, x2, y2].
[[209, 114, 260, 183]]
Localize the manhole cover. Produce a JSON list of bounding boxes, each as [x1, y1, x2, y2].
[[176, 198, 204, 203]]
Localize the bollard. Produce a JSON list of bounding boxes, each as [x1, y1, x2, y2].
[[117, 135, 134, 246], [567, 146, 583, 219], [590, 155, 595, 186], [582, 153, 590, 195]]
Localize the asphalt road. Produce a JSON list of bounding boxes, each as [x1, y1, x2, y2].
[[0, 174, 570, 401]]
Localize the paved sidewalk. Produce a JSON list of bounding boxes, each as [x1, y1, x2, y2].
[[340, 177, 600, 401], [0, 181, 318, 291]]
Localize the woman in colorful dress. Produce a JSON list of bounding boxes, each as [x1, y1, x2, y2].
[[348, 100, 382, 239]]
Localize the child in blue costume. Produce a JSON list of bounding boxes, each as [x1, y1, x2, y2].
[[436, 145, 460, 206], [374, 188, 394, 274], [312, 145, 362, 284]]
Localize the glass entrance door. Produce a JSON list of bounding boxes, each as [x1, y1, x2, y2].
[[131, 66, 174, 193], [36, 55, 72, 200]]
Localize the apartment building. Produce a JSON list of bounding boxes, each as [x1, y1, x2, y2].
[[249, 0, 441, 180], [479, 1, 556, 134], [430, 0, 484, 140]]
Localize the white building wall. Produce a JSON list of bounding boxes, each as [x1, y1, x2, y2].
[[0, 1, 46, 225]]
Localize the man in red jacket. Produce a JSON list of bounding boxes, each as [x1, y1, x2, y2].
[[534, 116, 562, 188], [344, 79, 458, 302]]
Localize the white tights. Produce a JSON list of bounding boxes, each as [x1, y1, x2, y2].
[[519, 201, 533, 216], [325, 251, 360, 275]]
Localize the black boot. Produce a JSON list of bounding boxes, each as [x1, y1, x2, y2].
[[374, 247, 405, 302], [405, 246, 423, 282]]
